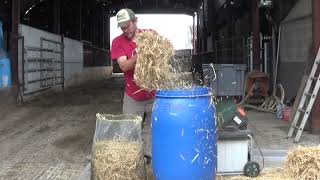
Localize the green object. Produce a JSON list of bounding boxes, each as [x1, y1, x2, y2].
[[216, 99, 238, 129], [244, 161, 261, 177]]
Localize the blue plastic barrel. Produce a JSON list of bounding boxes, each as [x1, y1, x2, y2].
[[152, 87, 217, 180], [0, 20, 3, 49], [0, 57, 12, 88]]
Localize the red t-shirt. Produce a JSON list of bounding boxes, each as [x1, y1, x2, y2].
[[111, 30, 155, 101]]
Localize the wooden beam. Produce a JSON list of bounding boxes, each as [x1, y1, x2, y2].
[[252, 0, 260, 70], [10, 0, 20, 85]]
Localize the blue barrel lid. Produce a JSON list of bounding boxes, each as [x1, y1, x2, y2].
[[156, 87, 211, 98]]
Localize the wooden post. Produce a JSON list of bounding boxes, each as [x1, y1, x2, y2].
[[252, 0, 261, 70], [311, 0, 320, 133], [10, 0, 20, 85]]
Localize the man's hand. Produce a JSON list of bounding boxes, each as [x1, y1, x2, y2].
[[117, 55, 138, 72]]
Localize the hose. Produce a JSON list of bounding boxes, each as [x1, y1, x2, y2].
[[239, 84, 285, 113]]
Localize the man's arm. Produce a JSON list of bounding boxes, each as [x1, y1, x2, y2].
[[117, 55, 137, 72]]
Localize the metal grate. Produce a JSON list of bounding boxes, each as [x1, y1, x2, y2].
[[20, 36, 64, 97]]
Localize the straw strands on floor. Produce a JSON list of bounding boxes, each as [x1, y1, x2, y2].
[[217, 168, 290, 180], [285, 145, 320, 180]]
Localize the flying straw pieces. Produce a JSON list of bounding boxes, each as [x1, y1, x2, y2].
[[92, 140, 145, 180], [285, 145, 320, 180], [134, 31, 192, 91]]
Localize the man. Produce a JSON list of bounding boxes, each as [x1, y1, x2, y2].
[[111, 8, 154, 160]]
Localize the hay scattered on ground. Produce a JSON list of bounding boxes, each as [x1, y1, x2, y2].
[[218, 146, 320, 180], [134, 31, 192, 91], [285, 146, 320, 180], [217, 168, 291, 180], [92, 140, 145, 180]]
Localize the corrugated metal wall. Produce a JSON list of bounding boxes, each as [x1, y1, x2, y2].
[[278, 0, 312, 101]]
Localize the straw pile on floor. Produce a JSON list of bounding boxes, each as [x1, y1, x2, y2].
[[218, 146, 320, 180], [134, 31, 192, 91], [285, 145, 320, 180], [92, 140, 145, 180]]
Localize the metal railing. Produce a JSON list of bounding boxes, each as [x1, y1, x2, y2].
[[82, 41, 110, 67], [245, 35, 272, 72]]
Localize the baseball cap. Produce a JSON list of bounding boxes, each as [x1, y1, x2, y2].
[[116, 8, 136, 28]]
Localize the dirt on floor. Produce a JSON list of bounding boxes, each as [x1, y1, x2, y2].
[[0, 75, 124, 180]]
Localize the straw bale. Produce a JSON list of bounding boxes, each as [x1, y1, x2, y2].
[[92, 140, 144, 180]]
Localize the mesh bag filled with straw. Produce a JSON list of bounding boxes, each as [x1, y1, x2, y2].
[[134, 31, 192, 91], [92, 114, 145, 180]]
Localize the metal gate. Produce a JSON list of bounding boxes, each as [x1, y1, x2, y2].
[[245, 35, 272, 73], [20, 36, 64, 97]]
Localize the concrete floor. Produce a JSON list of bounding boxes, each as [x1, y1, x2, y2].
[[248, 110, 320, 168], [248, 111, 320, 149], [0, 75, 123, 180], [0, 74, 319, 179]]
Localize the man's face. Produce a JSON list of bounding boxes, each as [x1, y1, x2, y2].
[[121, 20, 137, 39]]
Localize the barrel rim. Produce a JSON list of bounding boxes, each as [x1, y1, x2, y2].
[[156, 87, 211, 98]]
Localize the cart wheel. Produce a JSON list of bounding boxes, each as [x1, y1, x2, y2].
[[244, 161, 260, 177]]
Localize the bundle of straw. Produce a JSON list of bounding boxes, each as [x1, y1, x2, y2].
[[285, 146, 320, 180], [92, 140, 145, 180], [134, 31, 176, 91]]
